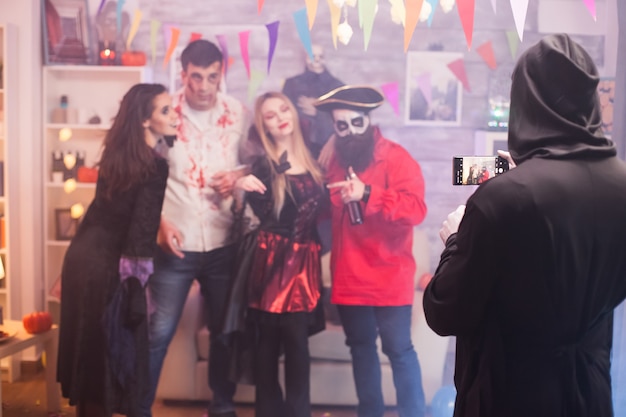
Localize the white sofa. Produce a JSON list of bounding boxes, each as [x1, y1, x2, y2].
[[156, 229, 450, 406]]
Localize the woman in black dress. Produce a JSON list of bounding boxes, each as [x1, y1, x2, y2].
[[233, 91, 326, 417], [57, 83, 177, 417]]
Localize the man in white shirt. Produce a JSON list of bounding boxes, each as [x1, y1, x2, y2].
[[141, 39, 247, 417]]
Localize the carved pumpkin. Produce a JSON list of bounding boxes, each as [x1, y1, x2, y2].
[[22, 311, 53, 334], [121, 51, 147, 67]]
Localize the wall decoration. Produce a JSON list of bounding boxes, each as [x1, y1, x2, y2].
[[55, 208, 79, 240], [405, 51, 463, 126], [597, 77, 615, 137], [42, 0, 92, 64]]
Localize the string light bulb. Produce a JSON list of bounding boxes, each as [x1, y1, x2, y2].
[[64, 152, 77, 170], [64, 178, 77, 194], [337, 6, 354, 45], [59, 127, 72, 142], [70, 203, 85, 219]]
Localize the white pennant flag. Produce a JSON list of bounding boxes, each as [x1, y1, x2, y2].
[[490, 0, 496, 13], [510, 0, 529, 41]]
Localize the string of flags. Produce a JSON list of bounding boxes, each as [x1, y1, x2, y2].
[[106, 0, 597, 107]]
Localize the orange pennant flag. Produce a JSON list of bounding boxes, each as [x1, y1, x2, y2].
[[404, 0, 424, 52], [258, 0, 265, 14], [305, 0, 318, 29], [189, 32, 202, 43], [447, 58, 471, 92], [163, 27, 180, 68], [456, 0, 475, 50], [476, 40, 497, 69]]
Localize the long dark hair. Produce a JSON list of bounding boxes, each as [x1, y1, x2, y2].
[[98, 83, 167, 199]]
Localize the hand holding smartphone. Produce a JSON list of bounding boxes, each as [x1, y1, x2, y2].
[[453, 155, 509, 185]]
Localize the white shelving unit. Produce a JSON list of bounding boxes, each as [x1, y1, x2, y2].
[[1, 22, 20, 382], [42, 65, 150, 321]]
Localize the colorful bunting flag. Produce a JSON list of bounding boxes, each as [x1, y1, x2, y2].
[[380, 82, 400, 116], [293, 8, 314, 60], [216, 34, 229, 77], [266, 21, 280, 74], [476, 40, 497, 69], [239, 30, 251, 79], [189, 32, 203, 43], [150, 20, 161, 65], [126, 9, 142, 50], [447, 58, 471, 92], [163, 26, 180, 69], [583, 0, 596, 21], [426, 0, 439, 27], [505, 30, 520, 58], [258, 0, 265, 14], [404, 0, 424, 52], [327, 0, 342, 49], [248, 69, 266, 103], [305, 0, 319, 29], [117, 0, 126, 34], [96, 0, 106, 15], [361, 0, 377, 50], [456, 0, 475, 50], [490, 0, 496, 13], [510, 0, 529, 41]]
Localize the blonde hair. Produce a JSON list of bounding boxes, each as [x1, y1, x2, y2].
[[253, 92, 324, 218]]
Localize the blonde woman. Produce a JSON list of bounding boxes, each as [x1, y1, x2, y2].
[[233, 91, 326, 417]]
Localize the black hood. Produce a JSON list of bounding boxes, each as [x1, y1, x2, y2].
[[508, 33, 615, 164]]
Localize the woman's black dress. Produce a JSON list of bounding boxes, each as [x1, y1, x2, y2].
[[57, 155, 168, 417]]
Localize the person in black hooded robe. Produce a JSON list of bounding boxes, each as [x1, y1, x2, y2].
[[423, 33, 626, 417]]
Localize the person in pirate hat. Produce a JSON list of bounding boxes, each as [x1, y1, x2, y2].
[[316, 85, 428, 417]]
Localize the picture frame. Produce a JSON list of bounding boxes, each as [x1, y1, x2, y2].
[[597, 77, 615, 137], [42, 0, 92, 64], [405, 51, 463, 126], [55, 208, 79, 240]]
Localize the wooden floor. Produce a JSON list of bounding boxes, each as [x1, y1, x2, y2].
[[2, 368, 403, 417]]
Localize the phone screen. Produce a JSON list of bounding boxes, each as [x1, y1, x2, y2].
[[452, 156, 509, 185]]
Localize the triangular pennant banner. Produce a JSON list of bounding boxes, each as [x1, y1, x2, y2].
[[426, 0, 439, 27], [380, 82, 400, 116], [239, 30, 251, 79], [456, 0, 475, 50], [163, 26, 180, 69], [476, 40, 497, 69], [404, 0, 424, 52], [510, 0, 529, 41], [96, 0, 106, 15], [248, 69, 266, 103], [361, 0, 377, 51], [583, 0, 596, 21], [490, 0, 496, 13], [117, 0, 127, 34], [505, 30, 519, 59], [150, 20, 161, 65], [216, 34, 229, 78], [305, 0, 319, 29], [126, 9, 142, 50], [293, 8, 314, 60], [327, 0, 342, 49], [416, 73, 432, 105], [189, 32, 202, 43], [258, 0, 265, 14], [447, 58, 471, 92], [266, 21, 280, 74]]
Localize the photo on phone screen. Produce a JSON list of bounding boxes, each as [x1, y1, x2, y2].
[[452, 156, 509, 185]]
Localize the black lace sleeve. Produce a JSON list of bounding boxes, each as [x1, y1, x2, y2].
[[247, 156, 274, 222]]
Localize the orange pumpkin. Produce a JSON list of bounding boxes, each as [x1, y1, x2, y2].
[[121, 51, 147, 67], [22, 311, 53, 334]]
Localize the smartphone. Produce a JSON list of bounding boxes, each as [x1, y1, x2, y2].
[[453, 155, 509, 185]]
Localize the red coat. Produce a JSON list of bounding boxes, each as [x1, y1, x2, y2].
[[327, 128, 427, 306]]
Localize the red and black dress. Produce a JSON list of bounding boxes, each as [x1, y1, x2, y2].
[[245, 155, 325, 417]]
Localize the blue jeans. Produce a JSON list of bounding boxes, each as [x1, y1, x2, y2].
[[337, 305, 426, 417], [140, 245, 237, 417]]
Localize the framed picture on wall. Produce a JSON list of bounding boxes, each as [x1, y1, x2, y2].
[[55, 208, 79, 240], [405, 51, 463, 126], [42, 0, 92, 64]]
